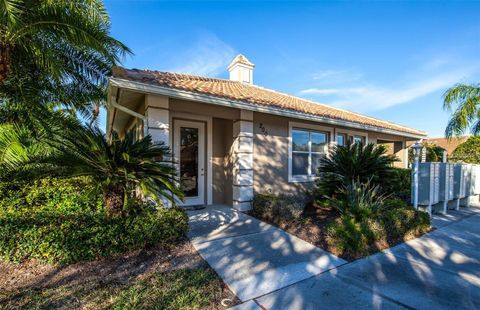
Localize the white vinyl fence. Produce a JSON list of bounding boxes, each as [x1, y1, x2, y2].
[[411, 162, 480, 215]]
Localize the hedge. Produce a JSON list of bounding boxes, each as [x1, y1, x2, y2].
[[326, 199, 430, 259], [0, 178, 188, 265]]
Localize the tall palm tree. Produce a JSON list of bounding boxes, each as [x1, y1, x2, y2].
[[0, 0, 131, 120], [0, 104, 83, 170], [444, 83, 480, 137]]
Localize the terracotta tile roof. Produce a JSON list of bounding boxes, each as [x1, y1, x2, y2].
[[112, 67, 426, 137]]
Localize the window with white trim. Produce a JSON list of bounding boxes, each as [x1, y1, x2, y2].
[[291, 128, 329, 179]]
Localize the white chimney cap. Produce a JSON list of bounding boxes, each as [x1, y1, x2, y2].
[[228, 54, 255, 70], [228, 54, 255, 84]]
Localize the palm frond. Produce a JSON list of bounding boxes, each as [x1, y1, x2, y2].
[[1, 0, 131, 120], [317, 142, 397, 198], [443, 83, 480, 137]]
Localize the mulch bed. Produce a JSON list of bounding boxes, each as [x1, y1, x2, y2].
[[254, 202, 431, 262], [264, 202, 340, 252]]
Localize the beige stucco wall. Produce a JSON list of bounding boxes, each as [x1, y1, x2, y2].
[[114, 91, 417, 206], [253, 112, 313, 197], [169, 98, 240, 120], [212, 118, 233, 205], [252, 112, 413, 198]]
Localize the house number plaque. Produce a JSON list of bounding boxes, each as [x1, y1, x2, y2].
[[259, 123, 268, 136]]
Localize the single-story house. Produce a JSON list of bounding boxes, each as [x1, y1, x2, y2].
[[106, 54, 427, 210], [426, 136, 469, 155]]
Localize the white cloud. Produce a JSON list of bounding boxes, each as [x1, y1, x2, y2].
[[312, 69, 363, 83], [300, 58, 479, 112], [168, 33, 235, 77]]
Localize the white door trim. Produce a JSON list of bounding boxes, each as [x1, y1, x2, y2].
[[173, 119, 206, 206], [171, 112, 213, 205]]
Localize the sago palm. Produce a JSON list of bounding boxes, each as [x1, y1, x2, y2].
[[46, 127, 184, 215], [316, 142, 397, 198], [444, 83, 480, 137], [0, 0, 130, 120], [4, 123, 184, 216]]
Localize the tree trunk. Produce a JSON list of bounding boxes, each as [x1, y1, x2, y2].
[[0, 43, 12, 83], [103, 185, 125, 216]]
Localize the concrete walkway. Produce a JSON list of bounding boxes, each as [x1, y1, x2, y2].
[[251, 207, 480, 310], [187, 205, 346, 302]]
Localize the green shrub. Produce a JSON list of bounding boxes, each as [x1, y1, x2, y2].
[[326, 204, 430, 259], [450, 136, 480, 164], [251, 193, 304, 223], [0, 177, 103, 213], [384, 168, 411, 201], [315, 142, 397, 199], [326, 215, 385, 258], [383, 196, 410, 209], [328, 180, 386, 220], [408, 142, 445, 163], [0, 178, 188, 265], [381, 206, 430, 240]]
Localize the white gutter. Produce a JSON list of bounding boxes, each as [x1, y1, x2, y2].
[[109, 77, 427, 140], [107, 90, 148, 139], [112, 99, 146, 121]]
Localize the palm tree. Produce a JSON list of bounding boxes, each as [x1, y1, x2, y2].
[[48, 127, 184, 215], [0, 104, 83, 170], [2, 121, 184, 216], [316, 142, 397, 198], [443, 83, 480, 137], [0, 0, 131, 120]]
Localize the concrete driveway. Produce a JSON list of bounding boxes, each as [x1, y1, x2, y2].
[[187, 205, 346, 302], [252, 207, 480, 310]]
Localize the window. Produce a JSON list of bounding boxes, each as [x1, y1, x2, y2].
[[336, 133, 346, 146], [291, 128, 329, 180], [350, 135, 366, 144]]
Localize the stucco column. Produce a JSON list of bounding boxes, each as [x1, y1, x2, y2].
[[145, 94, 170, 147], [232, 110, 254, 211], [144, 94, 173, 207]]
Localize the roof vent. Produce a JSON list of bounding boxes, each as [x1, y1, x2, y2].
[[228, 54, 255, 84]]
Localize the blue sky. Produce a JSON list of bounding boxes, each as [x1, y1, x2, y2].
[[103, 0, 480, 138]]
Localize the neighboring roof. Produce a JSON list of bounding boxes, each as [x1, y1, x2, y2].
[[426, 136, 469, 154], [111, 67, 426, 137], [228, 54, 255, 69]]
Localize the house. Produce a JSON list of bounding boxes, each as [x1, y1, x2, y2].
[[106, 54, 427, 210], [426, 136, 468, 155]]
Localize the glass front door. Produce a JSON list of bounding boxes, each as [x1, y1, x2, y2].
[[174, 120, 205, 206]]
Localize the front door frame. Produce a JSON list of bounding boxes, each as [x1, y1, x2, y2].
[[171, 112, 213, 206]]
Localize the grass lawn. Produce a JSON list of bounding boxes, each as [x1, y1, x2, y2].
[[0, 242, 238, 310]]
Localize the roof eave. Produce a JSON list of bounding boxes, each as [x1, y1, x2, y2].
[[108, 77, 427, 139]]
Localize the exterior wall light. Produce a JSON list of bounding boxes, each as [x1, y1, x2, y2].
[[411, 141, 423, 210]]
